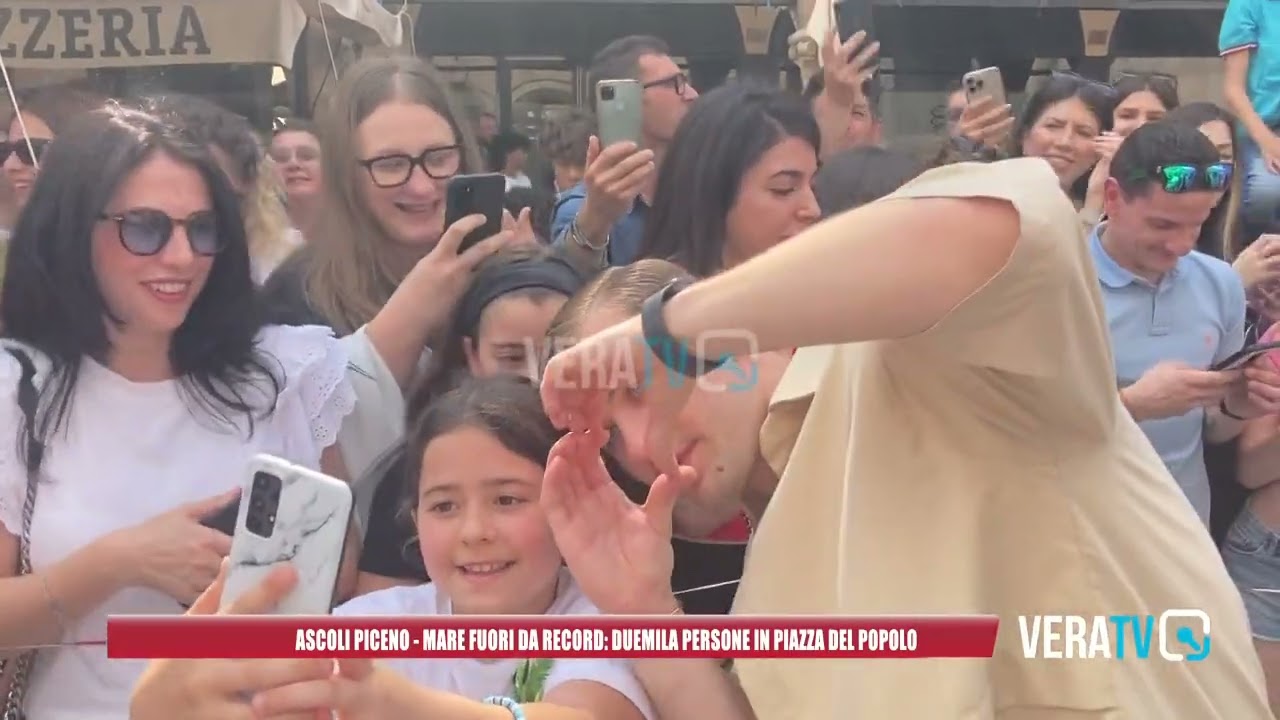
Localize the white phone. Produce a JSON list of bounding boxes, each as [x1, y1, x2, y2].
[[962, 67, 1007, 108], [220, 454, 352, 614]]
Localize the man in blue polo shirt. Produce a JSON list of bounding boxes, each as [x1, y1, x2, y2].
[[1092, 121, 1280, 526]]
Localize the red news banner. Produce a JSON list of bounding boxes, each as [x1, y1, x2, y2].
[[106, 615, 999, 660]]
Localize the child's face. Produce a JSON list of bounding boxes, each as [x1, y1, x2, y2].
[[415, 426, 562, 615]]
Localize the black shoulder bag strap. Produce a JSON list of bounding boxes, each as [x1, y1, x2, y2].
[[2, 347, 44, 720]]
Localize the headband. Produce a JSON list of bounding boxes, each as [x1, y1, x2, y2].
[[454, 255, 585, 336]]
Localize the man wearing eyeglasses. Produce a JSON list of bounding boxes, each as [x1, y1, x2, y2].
[[550, 35, 698, 269], [1090, 120, 1280, 527]]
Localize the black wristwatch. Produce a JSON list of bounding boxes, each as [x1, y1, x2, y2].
[[640, 279, 727, 378]]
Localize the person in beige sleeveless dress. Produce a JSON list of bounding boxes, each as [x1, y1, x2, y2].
[[539, 157, 1273, 719]]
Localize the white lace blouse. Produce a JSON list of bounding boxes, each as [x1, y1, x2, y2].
[[0, 324, 356, 720]]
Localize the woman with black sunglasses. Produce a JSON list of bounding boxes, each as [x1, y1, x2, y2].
[[2, 83, 105, 215], [0, 104, 361, 718]]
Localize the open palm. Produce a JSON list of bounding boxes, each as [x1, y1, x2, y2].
[[541, 432, 691, 615]]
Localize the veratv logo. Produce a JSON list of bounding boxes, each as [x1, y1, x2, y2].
[[1018, 610, 1210, 662], [535, 331, 760, 393]]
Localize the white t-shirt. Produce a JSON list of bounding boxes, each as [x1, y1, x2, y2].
[[333, 570, 655, 719], [0, 324, 356, 720]]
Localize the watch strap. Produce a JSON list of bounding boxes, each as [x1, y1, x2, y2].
[[640, 279, 726, 379]]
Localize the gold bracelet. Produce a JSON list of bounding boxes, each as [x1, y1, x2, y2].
[[39, 574, 70, 634]]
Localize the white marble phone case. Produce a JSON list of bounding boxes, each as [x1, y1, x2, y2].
[[220, 454, 352, 615]]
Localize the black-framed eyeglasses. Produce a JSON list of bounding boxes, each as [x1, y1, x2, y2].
[[0, 139, 51, 167], [1132, 163, 1234, 193], [643, 72, 691, 96], [98, 208, 223, 256], [358, 145, 462, 188]]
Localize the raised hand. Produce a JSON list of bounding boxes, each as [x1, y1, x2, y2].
[[539, 314, 697, 480], [541, 432, 692, 615]]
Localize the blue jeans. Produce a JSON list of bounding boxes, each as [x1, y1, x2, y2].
[[1223, 505, 1280, 641], [1241, 138, 1280, 231]]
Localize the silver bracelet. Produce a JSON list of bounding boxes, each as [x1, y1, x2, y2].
[[568, 218, 609, 252]]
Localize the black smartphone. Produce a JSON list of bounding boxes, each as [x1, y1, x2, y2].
[[1210, 341, 1280, 371], [834, 0, 875, 48], [199, 496, 239, 537], [444, 173, 506, 254]]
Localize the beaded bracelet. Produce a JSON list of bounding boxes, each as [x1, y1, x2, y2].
[[484, 695, 527, 720]]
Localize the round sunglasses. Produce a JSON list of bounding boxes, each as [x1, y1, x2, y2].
[[98, 209, 223, 256]]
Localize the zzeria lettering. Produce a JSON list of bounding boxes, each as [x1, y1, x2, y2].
[[0, 4, 211, 62], [1019, 610, 1211, 661]]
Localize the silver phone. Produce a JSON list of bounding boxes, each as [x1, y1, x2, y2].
[[220, 454, 352, 614], [962, 67, 1007, 108], [596, 79, 643, 148]]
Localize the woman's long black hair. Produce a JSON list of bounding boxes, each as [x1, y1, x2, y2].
[[0, 104, 281, 473], [639, 80, 820, 277], [1012, 74, 1116, 201]]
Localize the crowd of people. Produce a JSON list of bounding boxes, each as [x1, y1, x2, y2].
[[0, 10, 1278, 718]]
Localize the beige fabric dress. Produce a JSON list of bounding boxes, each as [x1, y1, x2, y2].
[[732, 158, 1271, 719]]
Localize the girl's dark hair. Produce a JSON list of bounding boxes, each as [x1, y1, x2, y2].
[[1165, 101, 1244, 259], [402, 374, 560, 515], [1, 104, 279, 474], [813, 147, 922, 216], [1111, 73, 1180, 118], [639, 81, 821, 276], [135, 94, 263, 189], [1013, 74, 1116, 199], [408, 246, 585, 422]]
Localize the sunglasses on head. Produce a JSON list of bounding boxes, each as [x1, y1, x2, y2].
[[98, 208, 223, 256], [1136, 163, 1234, 193], [0, 139, 51, 167], [1112, 71, 1179, 92], [1049, 70, 1119, 99]]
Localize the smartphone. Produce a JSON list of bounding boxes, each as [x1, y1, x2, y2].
[[833, 0, 875, 48], [220, 454, 352, 615], [1210, 341, 1280, 371], [962, 67, 1008, 109], [199, 496, 239, 537], [596, 80, 643, 149], [444, 173, 506, 254]]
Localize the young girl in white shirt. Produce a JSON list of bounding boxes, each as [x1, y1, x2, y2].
[[0, 104, 356, 719], [130, 375, 654, 720]]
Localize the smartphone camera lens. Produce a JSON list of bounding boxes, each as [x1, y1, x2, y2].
[[600, 86, 615, 102], [246, 471, 282, 538]]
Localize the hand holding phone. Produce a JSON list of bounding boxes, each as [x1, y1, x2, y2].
[[112, 490, 238, 606], [220, 455, 352, 615]]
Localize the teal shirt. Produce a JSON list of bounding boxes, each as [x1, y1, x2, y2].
[[1221, 0, 1280, 126]]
